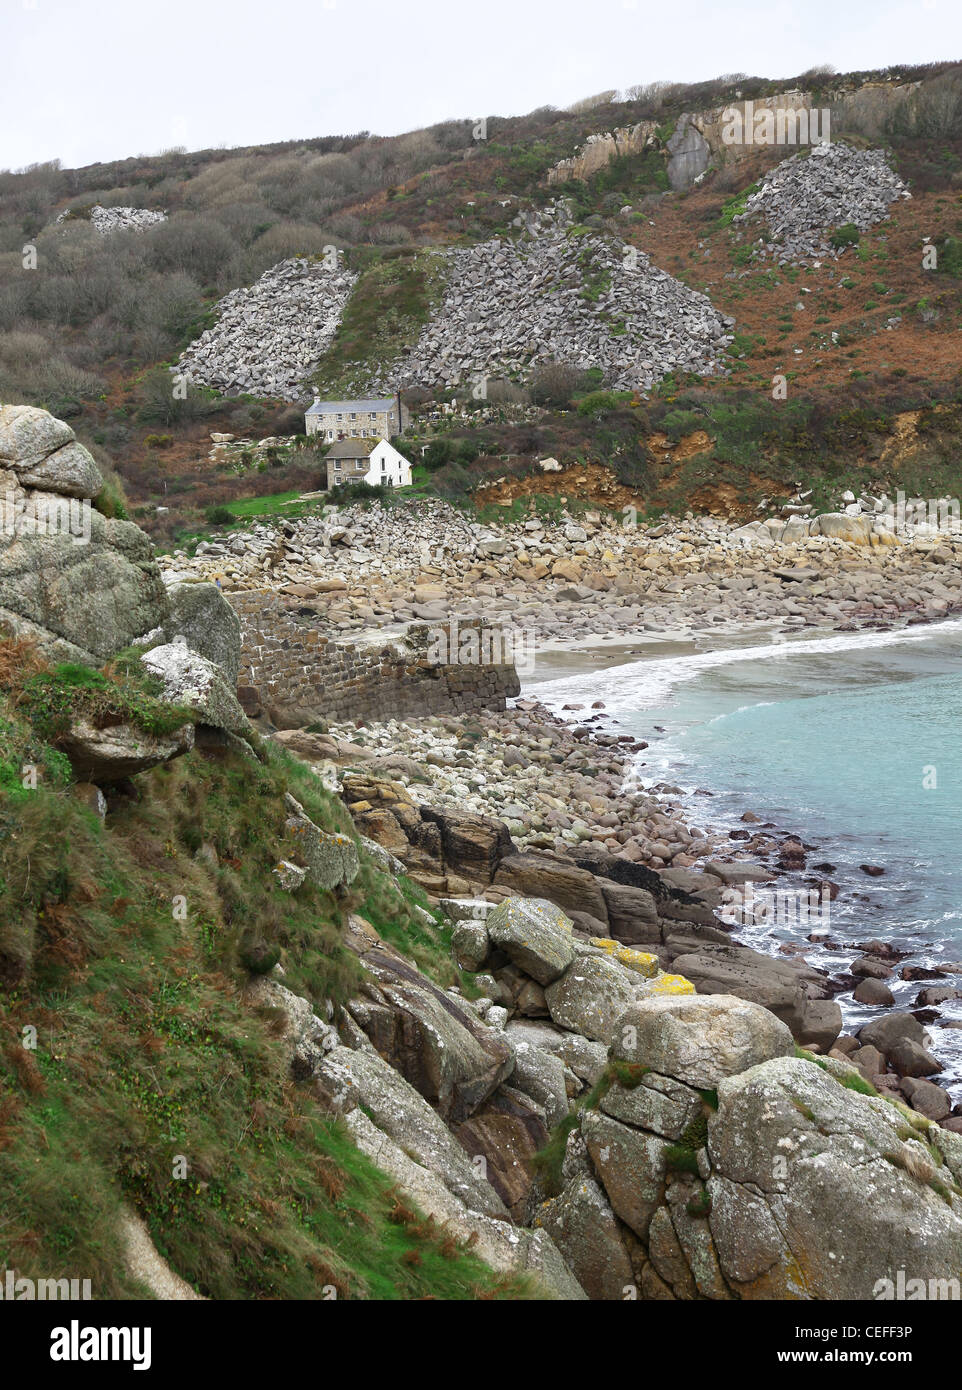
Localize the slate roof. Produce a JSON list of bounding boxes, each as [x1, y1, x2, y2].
[[325, 438, 379, 459], [306, 398, 397, 415]]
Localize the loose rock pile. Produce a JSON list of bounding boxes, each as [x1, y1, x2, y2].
[[318, 707, 719, 866], [177, 257, 357, 399], [176, 207, 732, 402], [56, 205, 167, 233], [733, 142, 911, 264], [363, 204, 733, 394]]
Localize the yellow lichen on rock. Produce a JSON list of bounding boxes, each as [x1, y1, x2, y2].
[[644, 972, 696, 996], [588, 937, 660, 978]]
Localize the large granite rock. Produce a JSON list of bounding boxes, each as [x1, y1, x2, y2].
[[0, 508, 170, 663], [550, 993, 962, 1301], [344, 1108, 585, 1298], [453, 1085, 550, 1222], [418, 804, 513, 881], [57, 715, 195, 781], [536, 1173, 634, 1300], [0, 406, 171, 663], [244, 975, 339, 1080], [315, 1041, 509, 1219], [707, 1056, 962, 1298], [610, 992, 795, 1088], [347, 947, 514, 1122], [669, 943, 841, 1047], [599, 878, 660, 944], [486, 897, 576, 985], [506, 1034, 570, 1127], [0, 405, 81, 474], [813, 512, 874, 544], [140, 641, 251, 743], [163, 581, 241, 685], [582, 1108, 669, 1239], [283, 793, 359, 891], [16, 441, 104, 498], [494, 852, 608, 924], [667, 115, 711, 191], [545, 955, 645, 1043]]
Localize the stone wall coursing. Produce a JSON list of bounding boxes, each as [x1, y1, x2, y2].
[[228, 591, 520, 724]]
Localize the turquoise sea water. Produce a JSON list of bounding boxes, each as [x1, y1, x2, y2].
[[526, 619, 962, 1093]]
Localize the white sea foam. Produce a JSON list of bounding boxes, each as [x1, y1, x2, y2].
[[523, 617, 962, 715]]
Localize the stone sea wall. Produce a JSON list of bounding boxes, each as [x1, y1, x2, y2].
[[228, 590, 520, 724]]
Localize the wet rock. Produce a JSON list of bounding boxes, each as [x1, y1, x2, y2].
[[853, 978, 895, 1007], [916, 986, 962, 1007], [888, 1039, 942, 1078], [858, 1011, 925, 1056]]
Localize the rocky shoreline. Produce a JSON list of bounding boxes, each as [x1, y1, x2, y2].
[[272, 662, 962, 1132], [165, 496, 962, 1127], [168, 497, 962, 643], [6, 403, 962, 1299]]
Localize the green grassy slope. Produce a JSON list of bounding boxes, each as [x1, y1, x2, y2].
[[0, 641, 531, 1300]]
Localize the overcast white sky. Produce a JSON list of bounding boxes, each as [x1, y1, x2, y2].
[[3, 0, 959, 171]]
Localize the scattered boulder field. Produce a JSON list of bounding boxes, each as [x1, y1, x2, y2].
[[166, 496, 962, 644]]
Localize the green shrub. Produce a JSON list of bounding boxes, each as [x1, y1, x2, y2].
[[576, 389, 635, 416], [830, 222, 861, 250], [423, 437, 456, 470], [718, 180, 761, 226], [937, 235, 962, 277], [93, 471, 128, 520]]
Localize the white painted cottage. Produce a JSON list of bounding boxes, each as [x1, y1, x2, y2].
[[325, 437, 413, 489]]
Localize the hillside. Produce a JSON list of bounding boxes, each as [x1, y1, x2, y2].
[[2, 62, 962, 543], [5, 76, 962, 1307]]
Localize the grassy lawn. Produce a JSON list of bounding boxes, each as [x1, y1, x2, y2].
[[157, 488, 329, 554]]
